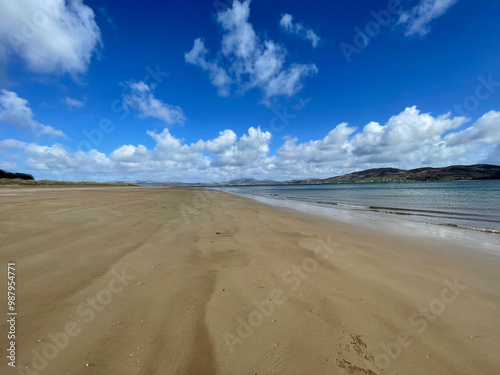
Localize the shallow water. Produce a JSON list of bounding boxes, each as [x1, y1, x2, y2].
[[220, 180, 500, 233]]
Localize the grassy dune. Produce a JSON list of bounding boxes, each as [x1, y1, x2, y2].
[[0, 179, 139, 187]]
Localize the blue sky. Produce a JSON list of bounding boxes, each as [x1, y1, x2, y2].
[[0, 0, 499, 182]]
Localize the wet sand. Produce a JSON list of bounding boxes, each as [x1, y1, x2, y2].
[[0, 187, 499, 374]]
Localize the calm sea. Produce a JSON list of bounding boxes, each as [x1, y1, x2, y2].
[[221, 181, 500, 233]]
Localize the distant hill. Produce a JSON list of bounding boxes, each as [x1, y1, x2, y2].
[[226, 178, 278, 185], [112, 178, 279, 187], [26, 163, 489, 187], [119, 164, 500, 187], [316, 164, 500, 184]]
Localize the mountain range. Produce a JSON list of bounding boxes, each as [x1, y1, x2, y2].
[[113, 164, 500, 187]]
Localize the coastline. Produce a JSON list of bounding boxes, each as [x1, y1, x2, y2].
[[1, 187, 499, 374], [221, 190, 500, 255], [216, 183, 500, 250]]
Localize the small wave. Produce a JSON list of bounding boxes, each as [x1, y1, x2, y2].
[[229, 190, 500, 234], [369, 207, 500, 224], [368, 205, 489, 218], [336, 203, 368, 209], [438, 223, 500, 234], [375, 210, 410, 216]]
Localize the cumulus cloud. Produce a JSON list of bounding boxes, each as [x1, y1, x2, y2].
[[350, 106, 468, 164], [2, 107, 499, 182], [279, 14, 320, 48], [445, 111, 500, 163], [122, 81, 186, 126], [399, 0, 458, 36], [110, 144, 149, 163], [0, 90, 66, 138], [146, 128, 205, 162], [184, 38, 232, 97], [446, 110, 500, 146], [63, 96, 85, 108], [278, 107, 471, 172], [0, 126, 272, 180], [210, 126, 272, 167], [0, 0, 102, 75], [278, 123, 355, 164], [185, 0, 317, 104], [205, 129, 237, 154]]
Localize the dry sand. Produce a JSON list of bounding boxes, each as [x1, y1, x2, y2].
[[0, 187, 499, 375]]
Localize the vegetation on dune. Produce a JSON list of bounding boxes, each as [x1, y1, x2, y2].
[[0, 169, 34, 180], [0, 174, 139, 187], [0, 179, 139, 186]]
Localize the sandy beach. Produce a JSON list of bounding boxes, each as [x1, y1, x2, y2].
[[1, 187, 499, 375]]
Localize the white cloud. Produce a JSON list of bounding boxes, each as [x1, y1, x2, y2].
[[0, 126, 273, 180], [0, 139, 27, 150], [2, 107, 499, 182], [185, 0, 317, 104], [274, 107, 480, 176], [0, 0, 102, 75], [277, 123, 355, 164], [63, 96, 85, 108], [147, 128, 205, 162], [446, 110, 500, 146], [350, 106, 468, 163], [110, 144, 148, 163], [122, 81, 186, 126], [445, 110, 500, 163], [205, 129, 237, 154], [0, 90, 66, 138], [399, 0, 458, 36], [210, 126, 272, 167], [279, 14, 320, 48], [184, 38, 232, 97], [24, 143, 110, 172]]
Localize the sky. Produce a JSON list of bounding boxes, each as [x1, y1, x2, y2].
[[0, 0, 499, 182]]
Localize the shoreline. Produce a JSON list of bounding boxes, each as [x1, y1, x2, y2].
[[1, 187, 499, 374], [216, 188, 500, 254]]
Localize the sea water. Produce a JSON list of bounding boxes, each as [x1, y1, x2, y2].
[[220, 180, 500, 234]]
